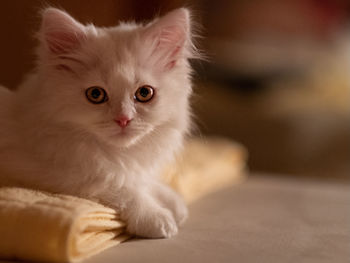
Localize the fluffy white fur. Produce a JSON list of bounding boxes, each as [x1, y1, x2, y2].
[[0, 8, 196, 238]]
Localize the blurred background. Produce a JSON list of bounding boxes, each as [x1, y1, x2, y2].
[[0, 0, 349, 181]]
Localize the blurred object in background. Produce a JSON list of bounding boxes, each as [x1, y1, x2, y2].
[[193, 0, 350, 180], [0, 0, 349, 180], [202, 0, 349, 77]]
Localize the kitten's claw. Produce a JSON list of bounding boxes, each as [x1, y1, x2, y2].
[[126, 207, 178, 238]]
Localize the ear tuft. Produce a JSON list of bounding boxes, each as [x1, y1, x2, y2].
[[144, 8, 192, 70], [156, 8, 190, 47], [40, 8, 86, 55]]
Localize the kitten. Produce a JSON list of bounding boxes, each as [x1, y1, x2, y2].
[[0, 7, 197, 238]]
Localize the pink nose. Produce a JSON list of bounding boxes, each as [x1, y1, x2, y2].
[[115, 116, 132, 128]]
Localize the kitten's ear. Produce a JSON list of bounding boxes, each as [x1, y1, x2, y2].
[[39, 8, 86, 55], [144, 8, 192, 70]]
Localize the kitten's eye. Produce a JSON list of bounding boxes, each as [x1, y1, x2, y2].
[[134, 85, 154, 103], [86, 86, 108, 104]]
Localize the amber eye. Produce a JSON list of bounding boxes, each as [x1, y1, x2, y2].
[[85, 86, 108, 104], [134, 85, 154, 103]]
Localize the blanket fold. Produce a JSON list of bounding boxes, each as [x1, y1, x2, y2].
[[0, 137, 246, 263], [0, 187, 129, 262]]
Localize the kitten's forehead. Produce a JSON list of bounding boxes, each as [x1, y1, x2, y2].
[[90, 26, 144, 85]]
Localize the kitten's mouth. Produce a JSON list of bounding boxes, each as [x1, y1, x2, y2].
[[104, 122, 153, 148], [108, 125, 143, 148], [115, 124, 135, 137], [118, 128, 129, 135]]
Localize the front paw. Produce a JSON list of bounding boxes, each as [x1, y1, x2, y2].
[[152, 184, 189, 225], [126, 207, 178, 238]]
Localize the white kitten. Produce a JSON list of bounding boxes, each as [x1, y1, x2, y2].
[[0, 8, 197, 238]]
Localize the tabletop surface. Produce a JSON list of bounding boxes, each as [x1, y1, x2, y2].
[[84, 175, 350, 263]]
